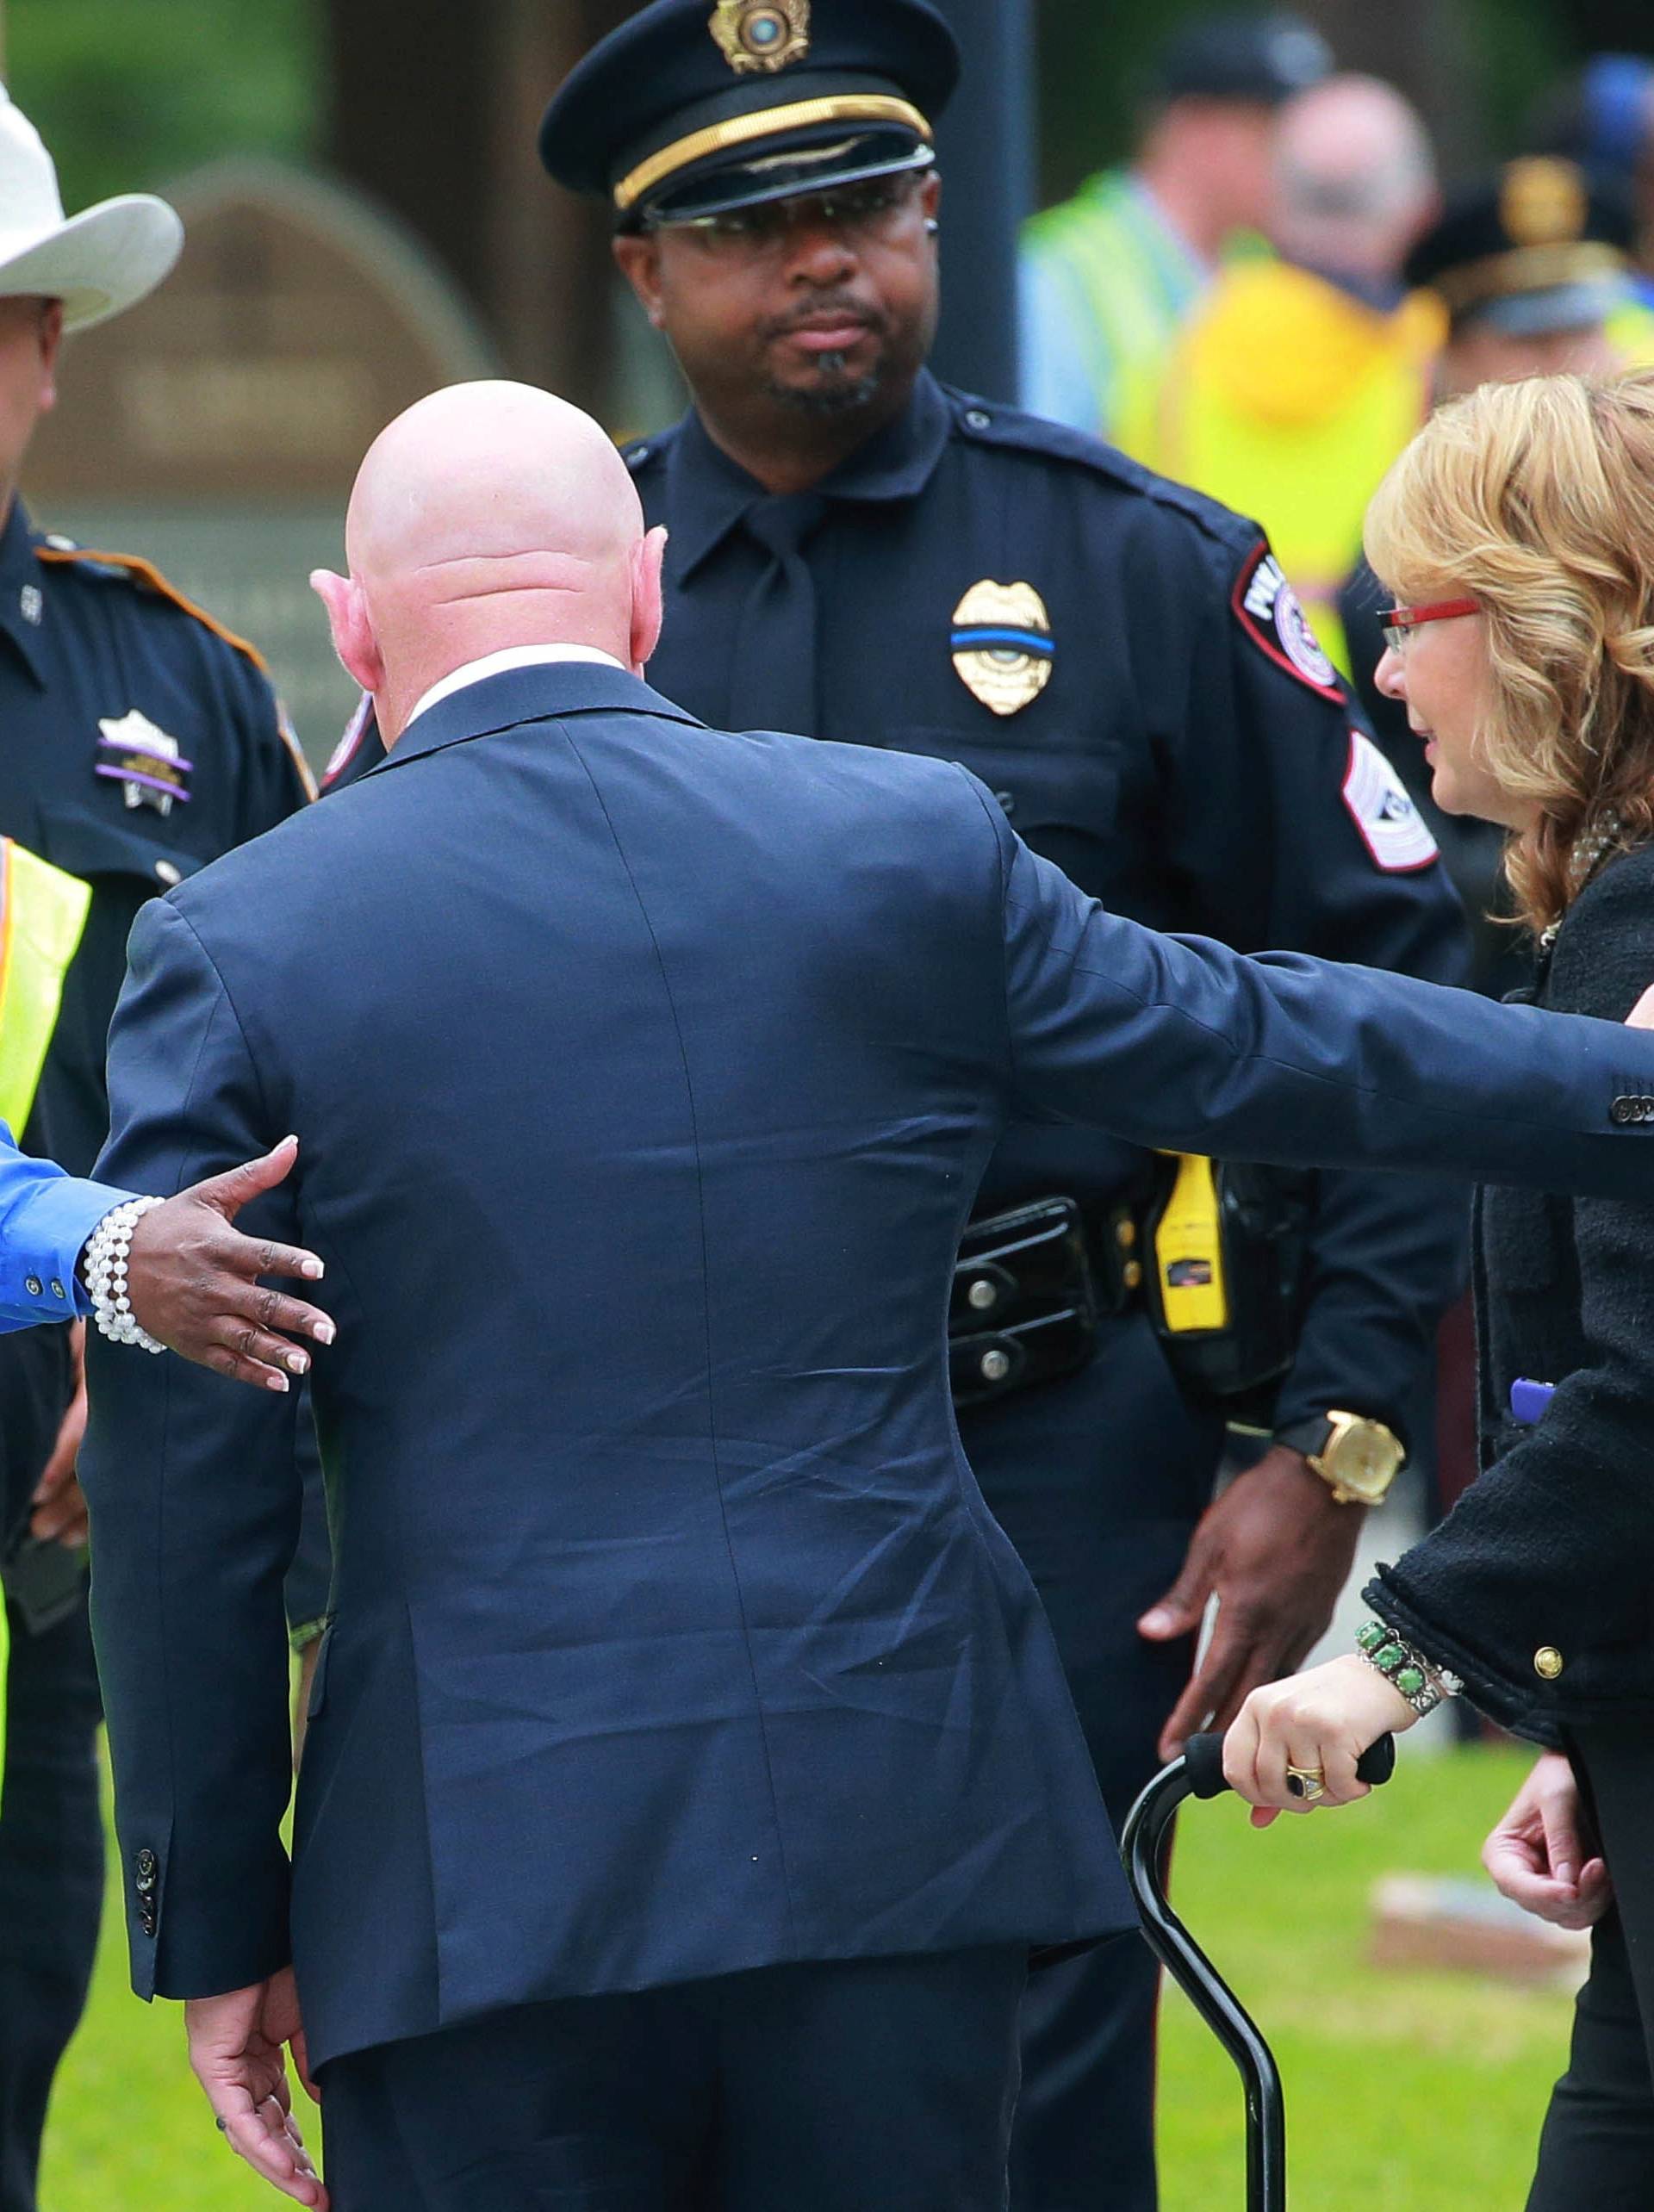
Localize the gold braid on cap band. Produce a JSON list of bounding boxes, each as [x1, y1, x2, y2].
[[1430, 241, 1627, 318], [613, 94, 932, 214]]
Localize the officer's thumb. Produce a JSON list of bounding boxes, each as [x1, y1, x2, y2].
[[197, 1135, 300, 1220], [1138, 1555, 1212, 1642]]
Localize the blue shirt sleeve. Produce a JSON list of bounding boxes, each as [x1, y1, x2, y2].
[[0, 1124, 130, 1328]]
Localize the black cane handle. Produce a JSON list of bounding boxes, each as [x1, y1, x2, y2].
[[1182, 1730, 1396, 1802]]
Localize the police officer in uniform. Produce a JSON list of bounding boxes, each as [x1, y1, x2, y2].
[[339, 8, 1469, 2202], [0, 93, 318, 2212]]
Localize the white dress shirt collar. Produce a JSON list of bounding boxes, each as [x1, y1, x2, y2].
[[405, 644, 626, 734]]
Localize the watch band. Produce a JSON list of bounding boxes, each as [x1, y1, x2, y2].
[[1275, 1414, 1336, 1459]]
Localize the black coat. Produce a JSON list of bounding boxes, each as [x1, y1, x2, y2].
[[1370, 841, 1654, 1741]]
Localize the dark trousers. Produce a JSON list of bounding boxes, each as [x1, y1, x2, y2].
[[320, 1946, 1026, 2212], [0, 1327, 100, 2212], [0, 1596, 104, 2212], [1527, 1726, 1654, 2210]]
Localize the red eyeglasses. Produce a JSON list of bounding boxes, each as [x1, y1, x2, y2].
[[1379, 597, 1480, 653]]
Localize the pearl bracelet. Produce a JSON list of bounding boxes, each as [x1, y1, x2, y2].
[[84, 1196, 167, 1355]]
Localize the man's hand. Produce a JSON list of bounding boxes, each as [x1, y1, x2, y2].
[[1139, 1445, 1364, 1762], [1483, 1752, 1612, 1931], [186, 1969, 326, 2208], [1222, 1651, 1416, 1826], [112, 1136, 335, 1392], [1627, 984, 1654, 1029], [30, 1320, 88, 1545]]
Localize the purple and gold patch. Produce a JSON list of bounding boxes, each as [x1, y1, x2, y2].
[[96, 711, 192, 817]]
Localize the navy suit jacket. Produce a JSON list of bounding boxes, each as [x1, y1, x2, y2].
[[80, 662, 1654, 2067]]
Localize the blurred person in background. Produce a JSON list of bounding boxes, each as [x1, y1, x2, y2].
[[521, 3, 1471, 2204], [1532, 51, 1654, 326], [1228, 365, 1654, 2212], [0, 89, 320, 2212], [1019, 9, 1331, 451], [1123, 73, 1440, 678]]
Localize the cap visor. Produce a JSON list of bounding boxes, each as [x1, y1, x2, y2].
[[638, 134, 932, 227]]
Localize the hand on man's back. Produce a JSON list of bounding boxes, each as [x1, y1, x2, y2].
[[111, 1135, 335, 1390]]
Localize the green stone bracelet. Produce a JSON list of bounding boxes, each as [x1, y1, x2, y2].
[[1355, 1617, 1462, 1718]]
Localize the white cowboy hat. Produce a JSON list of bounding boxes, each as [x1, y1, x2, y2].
[[0, 87, 182, 332]]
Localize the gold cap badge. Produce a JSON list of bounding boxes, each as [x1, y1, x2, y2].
[[951, 580, 1054, 717], [709, 0, 811, 75], [1500, 158, 1588, 250]]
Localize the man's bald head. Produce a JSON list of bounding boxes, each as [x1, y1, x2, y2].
[[1273, 76, 1438, 285], [314, 382, 666, 743]]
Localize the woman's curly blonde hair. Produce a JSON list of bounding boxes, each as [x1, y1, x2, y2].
[[1364, 367, 1654, 935]]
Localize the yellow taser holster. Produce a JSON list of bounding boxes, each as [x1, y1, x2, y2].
[[1150, 1153, 1230, 1335]]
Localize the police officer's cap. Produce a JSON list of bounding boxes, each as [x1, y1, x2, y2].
[[540, 0, 960, 232], [1407, 158, 1635, 335], [1150, 11, 1333, 108]]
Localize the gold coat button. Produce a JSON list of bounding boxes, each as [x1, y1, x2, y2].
[[1533, 1646, 1564, 1681]]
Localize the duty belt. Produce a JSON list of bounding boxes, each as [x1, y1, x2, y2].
[[949, 1161, 1315, 1418]]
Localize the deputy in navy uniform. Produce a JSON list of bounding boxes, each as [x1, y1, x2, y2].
[[530, 6, 1471, 2205], [78, 380, 1654, 2212], [0, 93, 317, 2212]]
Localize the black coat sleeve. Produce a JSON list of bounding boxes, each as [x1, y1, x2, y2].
[[1368, 856, 1654, 1737]]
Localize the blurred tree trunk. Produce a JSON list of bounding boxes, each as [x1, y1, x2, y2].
[[321, 0, 632, 411], [1293, 0, 1488, 168]]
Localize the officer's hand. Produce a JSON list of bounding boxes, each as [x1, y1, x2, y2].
[[1139, 1445, 1362, 1762], [106, 1137, 336, 1391], [186, 1968, 326, 2208], [30, 1319, 88, 1545]]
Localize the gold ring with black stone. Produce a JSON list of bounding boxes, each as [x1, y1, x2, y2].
[[1285, 1764, 1327, 1802]]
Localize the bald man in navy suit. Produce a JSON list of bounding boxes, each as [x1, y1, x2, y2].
[[79, 383, 1654, 2212]]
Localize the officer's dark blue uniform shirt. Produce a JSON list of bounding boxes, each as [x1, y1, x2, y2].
[[624, 372, 1474, 1440], [0, 498, 315, 1178], [0, 497, 327, 1629]]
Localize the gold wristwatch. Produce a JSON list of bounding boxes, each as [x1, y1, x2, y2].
[[1276, 1411, 1405, 1506]]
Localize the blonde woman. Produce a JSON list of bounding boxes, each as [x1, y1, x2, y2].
[[1225, 367, 1654, 2200]]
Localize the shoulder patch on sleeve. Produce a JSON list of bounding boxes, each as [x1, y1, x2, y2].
[[34, 545, 272, 676], [1341, 730, 1439, 873], [1232, 540, 1345, 702]]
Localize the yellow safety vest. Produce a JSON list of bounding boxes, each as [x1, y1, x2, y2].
[[1124, 264, 1442, 676], [0, 839, 91, 1134], [0, 836, 91, 1799]]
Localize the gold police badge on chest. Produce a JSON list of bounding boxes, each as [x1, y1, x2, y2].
[[950, 581, 1055, 716], [96, 710, 192, 818], [709, 0, 810, 72]]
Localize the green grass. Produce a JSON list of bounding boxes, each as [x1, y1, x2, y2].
[[36, 1745, 1572, 2208]]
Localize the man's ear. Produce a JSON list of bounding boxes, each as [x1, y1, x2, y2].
[[629, 526, 668, 673], [309, 569, 386, 697], [36, 301, 63, 416], [612, 232, 665, 329]]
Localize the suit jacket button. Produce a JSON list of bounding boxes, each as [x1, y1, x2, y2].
[[1533, 1646, 1564, 1680], [1611, 1096, 1636, 1124], [23, 1276, 40, 1297]]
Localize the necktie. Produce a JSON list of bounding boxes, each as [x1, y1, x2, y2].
[[729, 493, 827, 736]]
